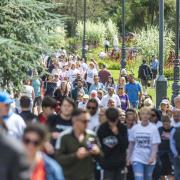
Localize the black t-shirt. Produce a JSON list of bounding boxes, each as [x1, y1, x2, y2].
[[47, 114, 72, 147], [47, 114, 72, 133], [158, 127, 173, 152], [19, 111, 37, 124]]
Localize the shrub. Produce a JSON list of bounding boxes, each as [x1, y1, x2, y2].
[[164, 68, 173, 79]]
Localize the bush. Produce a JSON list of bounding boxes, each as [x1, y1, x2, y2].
[[135, 26, 175, 63], [76, 19, 118, 46], [164, 68, 173, 79]]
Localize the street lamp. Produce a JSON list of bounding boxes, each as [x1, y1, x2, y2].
[[156, 0, 167, 108], [121, 0, 126, 69], [172, 0, 180, 104], [82, 0, 87, 62]]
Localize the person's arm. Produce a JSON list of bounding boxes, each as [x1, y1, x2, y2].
[[170, 128, 178, 157], [116, 95, 121, 108], [127, 141, 135, 165], [32, 89, 35, 101], [138, 84, 143, 103], [148, 144, 158, 164], [126, 95, 130, 109]]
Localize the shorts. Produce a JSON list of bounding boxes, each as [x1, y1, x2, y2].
[[33, 96, 42, 107], [152, 69, 158, 79]]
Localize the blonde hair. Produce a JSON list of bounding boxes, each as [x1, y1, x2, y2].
[[139, 106, 151, 115]]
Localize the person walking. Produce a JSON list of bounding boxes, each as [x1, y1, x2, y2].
[[125, 74, 142, 108], [138, 60, 152, 95], [170, 108, 180, 180], [150, 55, 159, 87], [127, 107, 161, 180], [97, 108, 128, 180], [98, 64, 111, 85], [55, 109, 101, 180]]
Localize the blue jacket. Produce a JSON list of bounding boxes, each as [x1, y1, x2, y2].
[[43, 154, 65, 180]]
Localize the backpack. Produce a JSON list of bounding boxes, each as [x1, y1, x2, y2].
[[174, 127, 180, 155]]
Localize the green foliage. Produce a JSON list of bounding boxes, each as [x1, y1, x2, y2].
[[164, 68, 174, 80], [135, 26, 175, 62], [76, 19, 118, 46], [0, 0, 63, 91]]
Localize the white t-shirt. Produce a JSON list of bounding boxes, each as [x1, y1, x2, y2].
[[78, 102, 87, 110], [5, 113, 26, 139], [88, 112, 100, 131], [22, 85, 34, 100], [86, 68, 98, 84], [129, 122, 161, 165], [100, 94, 121, 109], [67, 69, 79, 83]]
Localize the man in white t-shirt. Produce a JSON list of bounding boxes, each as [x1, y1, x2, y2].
[[67, 64, 79, 83], [100, 87, 121, 109]]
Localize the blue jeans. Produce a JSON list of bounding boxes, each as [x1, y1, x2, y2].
[[173, 157, 180, 180], [132, 161, 155, 180], [130, 102, 139, 109]]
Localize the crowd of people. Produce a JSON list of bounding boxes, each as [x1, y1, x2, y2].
[[0, 48, 180, 180]]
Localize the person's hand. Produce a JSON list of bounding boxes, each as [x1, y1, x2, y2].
[[90, 144, 101, 155], [44, 141, 54, 155], [76, 147, 89, 159], [126, 160, 132, 166], [148, 158, 155, 165], [52, 132, 60, 139]]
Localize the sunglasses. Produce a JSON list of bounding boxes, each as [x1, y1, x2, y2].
[[79, 120, 89, 124], [87, 106, 96, 110], [23, 138, 40, 147], [151, 114, 157, 117]]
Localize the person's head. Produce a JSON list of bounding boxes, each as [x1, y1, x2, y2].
[[128, 74, 135, 83], [121, 69, 127, 76], [108, 98, 115, 108], [89, 62, 95, 69], [77, 79, 83, 88], [97, 90, 104, 100], [60, 81, 68, 92], [150, 109, 161, 124], [119, 76, 126, 85], [60, 97, 76, 118], [143, 98, 154, 109], [102, 64, 106, 69], [82, 94, 89, 103], [162, 115, 171, 129], [72, 109, 90, 133], [94, 75, 99, 84], [23, 124, 47, 158], [47, 75, 53, 81], [76, 61, 80, 68], [118, 109, 126, 124], [108, 76, 114, 84], [107, 87, 114, 96], [174, 95, 180, 109], [90, 90, 97, 99], [42, 96, 56, 117], [118, 86, 124, 95], [0, 92, 13, 118], [76, 73, 81, 80], [99, 108, 106, 124], [86, 99, 99, 116], [54, 74, 59, 80], [23, 79, 31, 85], [20, 96, 31, 110], [160, 99, 169, 112], [142, 59, 146, 64], [126, 108, 137, 126], [71, 63, 76, 70], [172, 108, 180, 123], [106, 108, 119, 126], [139, 107, 151, 124]]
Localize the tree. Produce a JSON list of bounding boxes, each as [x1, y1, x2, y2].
[[0, 0, 63, 91]]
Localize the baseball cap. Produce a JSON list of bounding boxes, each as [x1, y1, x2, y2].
[[0, 92, 14, 104], [83, 94, 89, 99]]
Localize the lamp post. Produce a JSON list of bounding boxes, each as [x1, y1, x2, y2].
[[172, 0, 180, 104], [121, 0, 126, 69], [82, 0, 87, 62], [156, 0, 167, 107]]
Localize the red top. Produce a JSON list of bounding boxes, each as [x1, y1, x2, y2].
[[31, 159, 46, 180], [38, 113, 47, 124]]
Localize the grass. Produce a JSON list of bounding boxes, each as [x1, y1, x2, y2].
[[86, 46, 173, 102]]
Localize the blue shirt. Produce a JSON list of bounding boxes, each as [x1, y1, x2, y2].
[[151, 59, 159, 70], [89, 83, 104, 94], [170, 122, 180, 157], [32, 79, 41, 97], [125, 82, 142, 103]]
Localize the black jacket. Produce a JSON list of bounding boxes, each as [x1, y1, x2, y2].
[[0, 132, 29, 180], [97, 122, 128, 170], [138, 63, 152, 80]]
